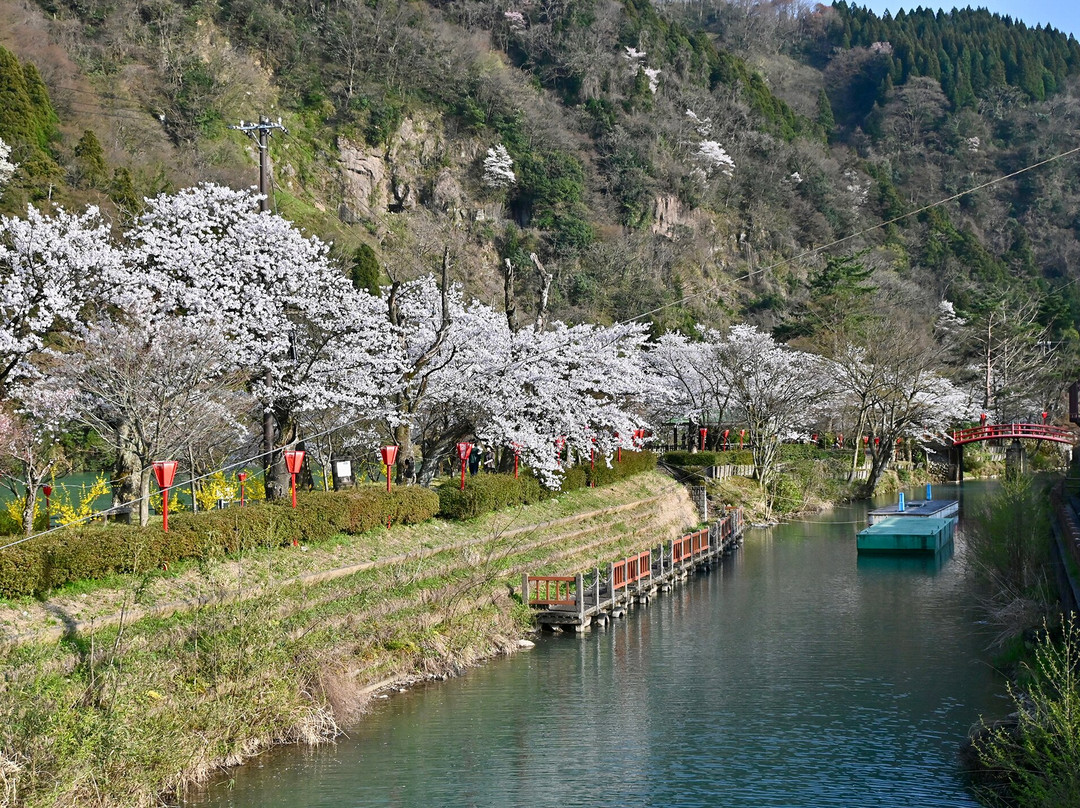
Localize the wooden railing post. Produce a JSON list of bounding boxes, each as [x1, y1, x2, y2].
[[576, 572, 585, 624], [522, 572, 530, 605]]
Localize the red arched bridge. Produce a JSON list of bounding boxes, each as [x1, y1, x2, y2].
[[951, 423, 1076, 446]]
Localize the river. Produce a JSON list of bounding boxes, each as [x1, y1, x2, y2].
[[185, 481, 1006, 808]]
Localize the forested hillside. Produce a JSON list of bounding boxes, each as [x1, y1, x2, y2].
[[1, 0, 1079, 412]]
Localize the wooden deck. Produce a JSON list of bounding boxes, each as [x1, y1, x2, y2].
[[522, 509, 745, 631]]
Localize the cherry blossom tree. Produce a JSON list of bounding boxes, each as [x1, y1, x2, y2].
[[711, 325, 836, 503], [0, 205, 122, 393], [645, 330, 731, 429], [475, 320, 658, 486], [855, 329, 975, 493], [126, 183, 396, 500], [44, 314, 247, 525], [482, 144, 516, 189]]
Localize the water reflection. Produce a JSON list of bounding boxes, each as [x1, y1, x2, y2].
[[857, 540, 956, 574]]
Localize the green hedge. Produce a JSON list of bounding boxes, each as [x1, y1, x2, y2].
[[664, 450, 753, 466], [0, 486, 439, 598], [438, 452, 656, 520]]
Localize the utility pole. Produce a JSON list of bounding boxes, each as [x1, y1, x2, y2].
[[229, 116, 288, 498]]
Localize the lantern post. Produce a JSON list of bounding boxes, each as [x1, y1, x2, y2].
[[511, 442, 521, 478], [699, 427, 707, 452], [42, 484, 52, 527], [739, 429, 745, 449], [590, 437, 596, 487], [237, 471, 247, 507], [1042, 410, 1049, 424], [457, 442, 473, 491], [283, 450, 305, 508], [152, 460, 178, 533], [615, 432, 621, 463], [723, 429, 730, 450], [380, 446, 399, 492]]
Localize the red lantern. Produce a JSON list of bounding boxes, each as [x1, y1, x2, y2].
[[739, 428, 745, 449], [152, 460, 179, 532], [380, 446, 399, 492], [863, 435, 869, 446], [874, 437, 880, 446], [42, 484, 52, 525], [511, 442, 521, 478], [722, 428, 730, 450], [283, 450, 305, 508], [1042, 411, 1049, 423], [615, 432, 621, 463], [837, 433, 844, 446], [457, 442, 473, 491], [812, 433, 818, 443], [980, 413, 987, 426], [237, 471, 247, 507], [699, 427, 707, 451]]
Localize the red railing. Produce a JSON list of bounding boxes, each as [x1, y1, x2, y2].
[[626, 551, 650, 585], [951, 423, 1074, 446], [527, 575, 575, 606], [612, 560, 628, 591], [691, 528, 709, 558]]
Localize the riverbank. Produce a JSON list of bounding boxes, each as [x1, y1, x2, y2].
[[0, 472, 700, 807]]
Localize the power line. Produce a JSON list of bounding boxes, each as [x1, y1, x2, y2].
[[626, 143, 1080, 324]]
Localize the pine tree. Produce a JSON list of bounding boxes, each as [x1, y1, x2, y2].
[[815, 89, 835, 141], [73, 129, 107, 189], [350, 243, 382, 295]]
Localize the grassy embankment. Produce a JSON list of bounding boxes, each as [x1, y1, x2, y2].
[[0, 471, 699, 807]]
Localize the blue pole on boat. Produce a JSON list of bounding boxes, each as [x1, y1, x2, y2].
[[925, 484, 932, 501], [898, 492, 906, 512]]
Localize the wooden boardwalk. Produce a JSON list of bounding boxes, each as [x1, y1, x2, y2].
[[522, 509, 745, 632]]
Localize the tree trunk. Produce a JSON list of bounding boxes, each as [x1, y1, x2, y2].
[[264, 398, 295, 500], [140, 467, 152, 526], [393, 422, 412, 483], [21, 486, 36, 537], [848, 411, 868, 481], [864, 444, 894, 495], [188, 443, 198, 513], [113, 419, 140, 525]]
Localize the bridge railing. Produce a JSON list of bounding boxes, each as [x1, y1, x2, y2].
[[951, 423, 1074, 445]]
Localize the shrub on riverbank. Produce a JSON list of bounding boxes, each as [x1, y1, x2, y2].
[[968, 615, 1080, 808], [0, 486, 439, 598]]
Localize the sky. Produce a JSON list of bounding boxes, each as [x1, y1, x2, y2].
[[851, 1, 1080, 39]]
